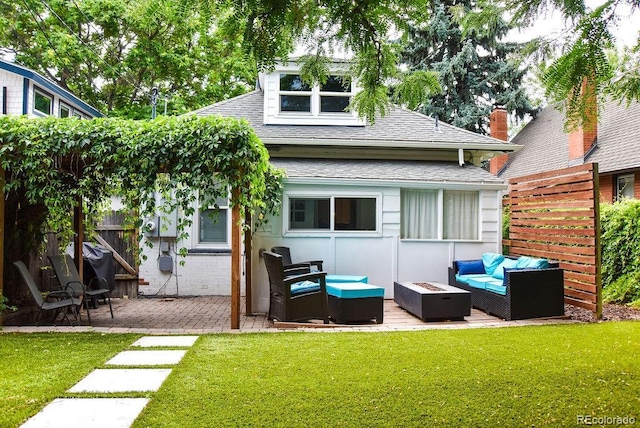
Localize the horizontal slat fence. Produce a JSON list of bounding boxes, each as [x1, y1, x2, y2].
[[506, 163, 601, 318]]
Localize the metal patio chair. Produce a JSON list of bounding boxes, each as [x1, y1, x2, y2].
[[13, 260, 82, 326], [48, 254, 114, 325]]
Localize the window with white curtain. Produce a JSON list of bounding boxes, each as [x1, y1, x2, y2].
[[401, 189, 479, 240], [443, 190, 479, 240], [401, 189, 438, 239]]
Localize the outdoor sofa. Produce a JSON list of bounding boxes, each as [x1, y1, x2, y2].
[[448, 253, 565, 321]]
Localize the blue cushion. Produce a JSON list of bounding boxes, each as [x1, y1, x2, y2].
[[290, 280, 321, 296], [482, 253, 505, 275], [456, 260, 485, 275], [486, 283, 508, 296], [515, 256, 549, 269], [466, 276, 502, 290], [455, 273, 489, 285], [326, 283, 384, 299], [491, 258, 519, 280], [326, 275, 368, 284]]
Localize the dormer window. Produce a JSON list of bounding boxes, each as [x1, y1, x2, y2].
[[278, 74, 352, 115], [279, 74, 312, 112]]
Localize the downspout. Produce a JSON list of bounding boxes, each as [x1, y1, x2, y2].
[[458, 148, 465, 166]]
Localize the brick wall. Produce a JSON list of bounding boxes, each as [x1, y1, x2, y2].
[[599, 174, 613, 203]]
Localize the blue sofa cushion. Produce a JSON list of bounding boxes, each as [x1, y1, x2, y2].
[[482, 253, 505, 275], [290, 280, 320, 296], [491, 258, 519, 280], [515, 256, 549, 269], [466, 276, 503, 290], [455, 273, 489, 285], [456, 260, 486, 275], [326, 283, 384, 299], [486, 283, 508, 296]]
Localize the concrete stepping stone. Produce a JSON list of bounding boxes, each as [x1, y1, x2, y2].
[[68, 369, 172, 393], [131, 336, 198, 347], [106, 350, 187, 366], [21, 397, 149, 428]]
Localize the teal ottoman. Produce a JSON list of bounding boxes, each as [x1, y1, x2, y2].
[[326, 282, 384, 324], [326, 275, 368, 284]]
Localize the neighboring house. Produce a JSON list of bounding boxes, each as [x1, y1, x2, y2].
[[0, 58, 102, 119], [139, 60, 520, 312], [494, 97, 640, 202]]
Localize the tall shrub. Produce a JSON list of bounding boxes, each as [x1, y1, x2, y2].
[[600, 199, 640, 307]]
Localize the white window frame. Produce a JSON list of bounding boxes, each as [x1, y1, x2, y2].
[[278, 74, 353, 117], [616, 174, 635, 200], [283, 191, 382, 237], [400, 188, 481, 242], [59, 101, 87, 119], [191, 194, 231, 249], [33, 86, 53, 116]]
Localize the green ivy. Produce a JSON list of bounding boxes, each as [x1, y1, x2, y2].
[[0, 115, 284, 256], [600, 199, 640, 307]]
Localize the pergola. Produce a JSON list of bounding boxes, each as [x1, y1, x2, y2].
[[0, 115, 281, 329]]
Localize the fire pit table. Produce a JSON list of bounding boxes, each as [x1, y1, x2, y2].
[[394, 281, 471, 321]]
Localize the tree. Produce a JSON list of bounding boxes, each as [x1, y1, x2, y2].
[[501, 0, 639, 129], [0, 0, 256, 118], [401, 0, 539, 134]]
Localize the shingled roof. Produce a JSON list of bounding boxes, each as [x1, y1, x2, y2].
[[191, 91, 516, 150], [500, 99, 640, 179]]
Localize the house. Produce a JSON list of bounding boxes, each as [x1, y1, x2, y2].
[[0, 58, 102, 119], [138, 60, 520, 312], [493, 96, 640, 202]]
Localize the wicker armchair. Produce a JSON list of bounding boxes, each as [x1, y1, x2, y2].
[[263, 251, 329, 324], [270, 246, 323, 275]]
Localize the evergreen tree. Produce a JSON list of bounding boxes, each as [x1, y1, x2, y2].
[[401, 0, 538, 134]]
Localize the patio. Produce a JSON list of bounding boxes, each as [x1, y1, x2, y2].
[[2, 296, 577, 333]]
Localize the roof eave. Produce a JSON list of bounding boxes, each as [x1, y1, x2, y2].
[[261, 137, 523, 152]]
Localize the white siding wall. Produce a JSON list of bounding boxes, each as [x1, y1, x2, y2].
[[0, 69, 26, 115], [250, 182, 503, 313]]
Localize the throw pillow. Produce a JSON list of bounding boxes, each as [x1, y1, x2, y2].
[[456, 260, 486, 275], [491, 258, 519, 280], [516, 256, 549, 269], [482, 253, 505, 275]]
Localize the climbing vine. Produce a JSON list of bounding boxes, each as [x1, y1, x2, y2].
[[0, 115, 284, 255]]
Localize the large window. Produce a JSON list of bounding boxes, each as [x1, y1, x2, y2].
[[401, 189, 479, 240], [279, 74, 352, 115], [33, 87, 52, 115], [198, 195, 229, 245], [287, 196, 377, 232], [617, 174, 635, 200]]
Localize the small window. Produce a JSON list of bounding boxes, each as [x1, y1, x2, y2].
[[33, 88, 52, 115], [334, 197, 376, 231], [617, 174, 634, 200], [59, 103, 71, 118], [320, 76, 351, 113], [289, 198, 330, 229], [280, 74, 311, 113], [199, 196, 229, 244]]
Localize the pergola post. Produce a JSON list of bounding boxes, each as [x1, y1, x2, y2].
[[244, 208, 252, 315], [0, 168, 5, 325], [73, 196, 84, 281], [231, 188, 241, 329]]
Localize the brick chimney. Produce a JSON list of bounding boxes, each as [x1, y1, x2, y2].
[[568, 77, 597, 162], [489, 107, 508, 175]]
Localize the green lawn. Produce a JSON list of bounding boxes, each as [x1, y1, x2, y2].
[[2, 323, 639, 427]]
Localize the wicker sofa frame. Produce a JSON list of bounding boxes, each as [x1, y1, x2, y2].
[[448, 259, 565, 321]]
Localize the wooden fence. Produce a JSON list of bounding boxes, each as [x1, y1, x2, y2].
[[94, 211, 139, 298], [505, 163, 601, 317]]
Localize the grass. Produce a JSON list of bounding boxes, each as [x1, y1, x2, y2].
[[0, 332, 139, 427], [2, 323, 640, 427]]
